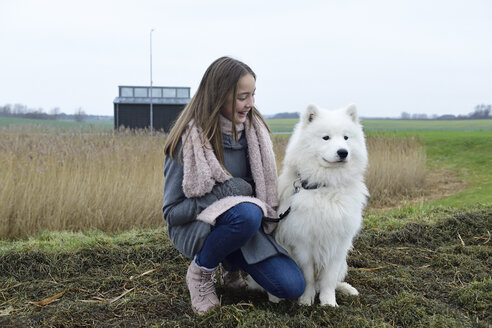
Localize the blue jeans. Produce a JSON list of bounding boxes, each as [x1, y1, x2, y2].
[[195, 202, 305, 299]]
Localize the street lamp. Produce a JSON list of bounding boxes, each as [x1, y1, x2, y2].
[[150, 28, 155, 132]]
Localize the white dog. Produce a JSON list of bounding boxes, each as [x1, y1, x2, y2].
[[273, 104, 369, 306]]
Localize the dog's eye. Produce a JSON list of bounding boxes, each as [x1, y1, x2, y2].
[[323, 136, 330, 140], [344, 136, 349, 140]]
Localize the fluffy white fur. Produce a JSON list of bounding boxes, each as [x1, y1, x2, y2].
[[274, 104, 369, 306]]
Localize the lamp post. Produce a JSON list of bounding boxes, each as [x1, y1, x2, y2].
[[150, 28, 155, 132]]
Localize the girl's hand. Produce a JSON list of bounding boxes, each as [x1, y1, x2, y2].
[[212, 177, 253, 198]]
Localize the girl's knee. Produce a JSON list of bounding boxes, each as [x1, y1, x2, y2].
[[281, 274, 306, 300], [268, 276, 305, 300], [283, 277, 305, 300], [234, 202, 262, 233], [275, 260, 306, 300]]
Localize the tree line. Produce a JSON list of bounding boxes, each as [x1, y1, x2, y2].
[[0, 103, 109, 122], [268, 104, 492, 120], [2, 103, 491, 121], [401, 104, 491, 120]]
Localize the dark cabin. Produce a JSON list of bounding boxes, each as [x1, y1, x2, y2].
[[113, 85, 190, 132]]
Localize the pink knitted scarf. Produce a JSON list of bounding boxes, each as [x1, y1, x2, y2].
[[181, 115, 279, 233]]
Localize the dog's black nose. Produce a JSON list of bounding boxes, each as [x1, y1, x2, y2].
[[337, 149, 348, 159]]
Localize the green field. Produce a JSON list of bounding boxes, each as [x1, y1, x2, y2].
[[0, 117, 113, 131], [1, 118, 491, 327], [362, 129, 492, 231], [408, 130, 491, 206], [362, 119, 492, 131], [3, 116, 492, 133], [266, 118, 492, 133]]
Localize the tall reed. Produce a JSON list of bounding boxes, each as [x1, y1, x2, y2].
[[1, 127, 166, 239], [365, 135, 427, 206], [1, 127, 427, 239]]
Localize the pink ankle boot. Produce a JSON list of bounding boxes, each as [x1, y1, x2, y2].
[[186, 260, 220, 314]]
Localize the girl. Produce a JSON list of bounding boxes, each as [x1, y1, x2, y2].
[[162, 56, 305, 314]]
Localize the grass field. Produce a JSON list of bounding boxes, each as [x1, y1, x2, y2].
[[404, 130, 491, 206], [362, 129, 492, 231], [0, 117, 113, 132], [363, 119, 492, 131], [267, 118, 492, 133], [3, 115, 491, 133], [1, 118, 491, 327], [0, 206, 489, 327]]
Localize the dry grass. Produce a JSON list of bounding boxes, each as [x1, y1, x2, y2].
[[0, 127, 166, 239], [365, 135, 427, 207], [1, 128, 428, 239]]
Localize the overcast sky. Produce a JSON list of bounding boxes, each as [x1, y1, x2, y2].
[[1, 0, 491, 118]]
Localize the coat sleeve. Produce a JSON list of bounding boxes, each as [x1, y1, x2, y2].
[[162, 154, 219, 227]]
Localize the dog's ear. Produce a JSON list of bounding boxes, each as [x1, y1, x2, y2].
[[302, 104, 320, 126], [345, 104, 359, 123]]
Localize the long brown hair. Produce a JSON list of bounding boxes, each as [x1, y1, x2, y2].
[[163, 56, 270, 165]]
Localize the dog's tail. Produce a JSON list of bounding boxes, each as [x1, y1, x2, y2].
[[336, 282, 359, 296]]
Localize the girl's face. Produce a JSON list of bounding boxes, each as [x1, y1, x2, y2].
[[221, 73, 256, 123]]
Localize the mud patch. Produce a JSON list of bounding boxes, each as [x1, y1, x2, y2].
[[369, 167, 468, 210]]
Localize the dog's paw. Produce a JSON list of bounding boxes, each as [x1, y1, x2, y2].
[[268, 293, 281, 303], [320, 299, 339, 307], [298, 290, 316, 306], [336, 282, 359, 296], [319, 290, 338, 307], [298, 296, 314, 306]]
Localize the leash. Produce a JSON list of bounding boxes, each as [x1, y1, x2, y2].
[[263, 174, 325, 223], [262, 207, 291, 223]]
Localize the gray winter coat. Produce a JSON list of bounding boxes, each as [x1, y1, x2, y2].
[[162, 133, 288, 264]]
